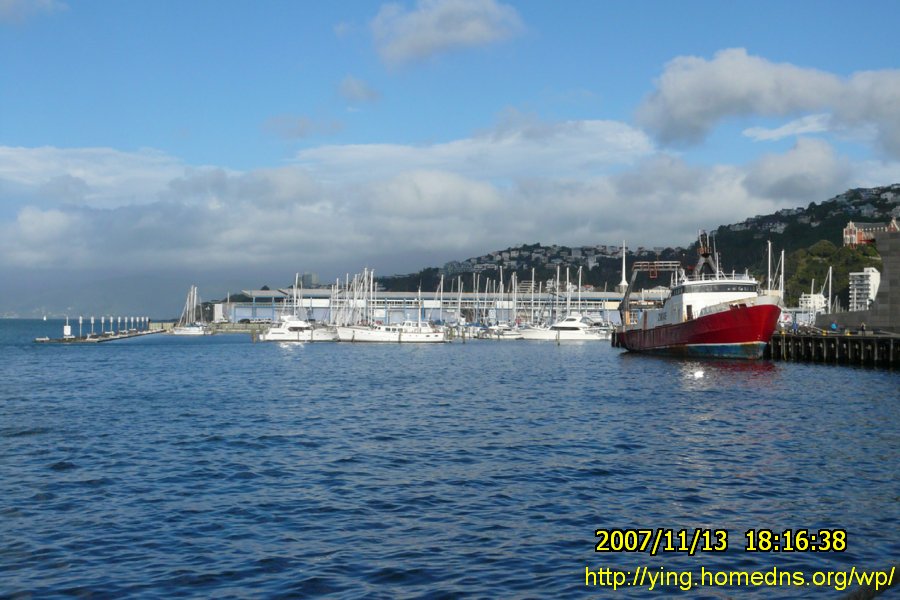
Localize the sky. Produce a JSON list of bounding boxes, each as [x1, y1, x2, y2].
[[2, 0, 900, 317]]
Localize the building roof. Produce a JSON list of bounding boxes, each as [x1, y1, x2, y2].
[[240, 289, 288, 299]]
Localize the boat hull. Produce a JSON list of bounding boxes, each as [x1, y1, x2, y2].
[[259, 328, 338, 342], [519, 328, 610, 341], [170, 325, 210, 336], [336, 326, 446, 343], [617, 303, 780, 359]]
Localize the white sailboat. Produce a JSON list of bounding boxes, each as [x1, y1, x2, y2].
[[170, 285, 210, 336], [260, 275, 338, 342], [334, 270, 446, 343], [336, 320, 446, 343]]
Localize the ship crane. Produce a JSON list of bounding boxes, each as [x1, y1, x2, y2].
[[619, 260, 682, 325]]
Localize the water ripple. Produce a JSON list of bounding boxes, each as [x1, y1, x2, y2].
[[1, 324, 898, 598]]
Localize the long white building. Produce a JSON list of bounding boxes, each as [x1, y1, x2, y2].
[[212, 288, 669, 326]]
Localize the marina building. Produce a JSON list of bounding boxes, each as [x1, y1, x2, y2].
[[211, 288, 668, 326]]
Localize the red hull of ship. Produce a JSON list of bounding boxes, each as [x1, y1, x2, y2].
[[618, 303, 781, 359]]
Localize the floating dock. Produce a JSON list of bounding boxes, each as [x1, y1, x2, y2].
[[34, 329, 166, 344], [765, 330, 900, 368]]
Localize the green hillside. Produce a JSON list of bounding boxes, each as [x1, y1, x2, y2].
[[377, 185, 900, 305]]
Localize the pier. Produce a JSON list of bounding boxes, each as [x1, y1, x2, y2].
[[34, 329, 166, 344], [34, 317, 166, 344], [765, 329, 900, 368]]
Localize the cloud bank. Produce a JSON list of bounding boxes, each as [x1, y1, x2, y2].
[[4, 48, 900, 316]]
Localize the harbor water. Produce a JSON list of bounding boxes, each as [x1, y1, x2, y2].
[[1, 319, 897, 598]]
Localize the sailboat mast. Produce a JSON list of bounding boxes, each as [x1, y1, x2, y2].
[[554, 265, 560, 323], [578, 266, 583, 314], [531, 267, 535, 325], [779, 250, 785, 297], [439, 274, 444, 323], [457, 276, 463, 325], [512, 272, 517, 325]]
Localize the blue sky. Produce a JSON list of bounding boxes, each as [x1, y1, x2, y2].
[[2, 0, 900, 317]]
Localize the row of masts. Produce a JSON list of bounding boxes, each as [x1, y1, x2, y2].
[[279, 264, 614, 328], [177, 284, 204, 326]]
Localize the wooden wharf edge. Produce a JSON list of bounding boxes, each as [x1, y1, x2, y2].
[[766, 329, 899, 368], [610, 328, 900, 369]]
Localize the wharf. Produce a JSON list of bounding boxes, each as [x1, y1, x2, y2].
[[765, 329, 900, 368], [34, 329, 166, 344], [208, 322, 269, 335]]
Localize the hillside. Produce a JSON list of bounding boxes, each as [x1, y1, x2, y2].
[[708, 184, 899, 266], [378, 184, 900, 306], [705, 185, 898, 304]]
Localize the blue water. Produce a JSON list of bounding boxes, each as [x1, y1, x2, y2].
[[1, 319, 897, 598]]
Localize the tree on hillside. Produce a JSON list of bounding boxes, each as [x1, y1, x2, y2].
[[783, 240, 882, 307]]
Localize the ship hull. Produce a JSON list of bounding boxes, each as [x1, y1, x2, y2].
[[617, 303, 781, 359]]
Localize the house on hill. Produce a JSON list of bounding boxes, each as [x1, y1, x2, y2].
[[843, 218, 899, 247]]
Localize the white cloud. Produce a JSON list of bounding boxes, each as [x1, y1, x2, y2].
[[0, 0, 65, 23], [339, 76, 380, 104], [0, 117, 654, 280], [368, 170, 502, 217], [0, 146, 184, 208], [296, 116, 654, 182], [636, 48, 900, 159], [637, 48, 840, 144], [743, 114, 832, 142], [2, 123, 898, 316], [0, 206, 85, 267], [371, 0, 524, 66], [606, 155, 783, 244], [840, 69, 900, 157], [743, 138, 852, 201]]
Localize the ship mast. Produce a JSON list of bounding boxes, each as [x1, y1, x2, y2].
[[618, 240, 628, 292]]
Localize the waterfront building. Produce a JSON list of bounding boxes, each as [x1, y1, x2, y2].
[[848, 267, 881, 312]]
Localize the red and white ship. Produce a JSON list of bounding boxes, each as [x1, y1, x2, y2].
[[615, 233, 782, 359]]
